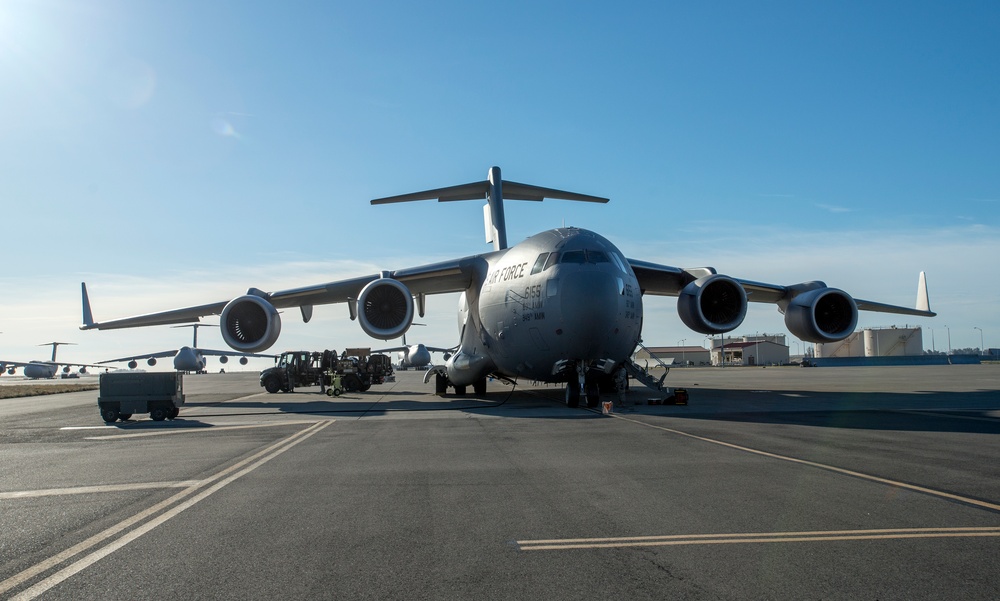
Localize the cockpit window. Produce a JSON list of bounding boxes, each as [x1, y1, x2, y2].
[[610, 252, 629, 273], [559, 249, 610, 265], [543, 252, 560, 271], [531, 253, 549, 275]]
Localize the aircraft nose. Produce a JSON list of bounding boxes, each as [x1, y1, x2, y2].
[[558, 271, 618, 356]]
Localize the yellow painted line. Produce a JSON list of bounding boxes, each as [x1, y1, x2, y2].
[[84, 420, 323, 440], [0, 481, 203, 500], [517, 527, 1000, 551], [609, 413, 1000, 513], [1, 420, 333, 599]]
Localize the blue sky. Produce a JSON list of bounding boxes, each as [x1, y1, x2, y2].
[[1, 0, 997, 369]]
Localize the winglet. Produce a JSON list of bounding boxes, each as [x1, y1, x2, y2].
[[81, 282, 95, 329], [916, 271, 931, 313]]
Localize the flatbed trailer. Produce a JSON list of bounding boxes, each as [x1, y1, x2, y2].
[[98, 372, 184, 423]]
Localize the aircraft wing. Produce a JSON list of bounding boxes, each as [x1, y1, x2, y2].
[[98, 350, 180, 364], [371, 345, 455, 353], [627, 258, 936, 317], [81, 256, 486, 331], [196, 349, 277, 359], [0, 360, 32, 369]]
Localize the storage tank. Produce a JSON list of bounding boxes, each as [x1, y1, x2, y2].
[[815, 331, 864, 358], [864, 327, 923, 357]]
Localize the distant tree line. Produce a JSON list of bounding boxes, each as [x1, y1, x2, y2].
[[924, 348, 982, 356]]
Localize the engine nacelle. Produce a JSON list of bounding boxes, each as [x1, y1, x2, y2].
[[221, 294, 282, 353], [147, 358, 157, 367], [677, 274, 748, 334], [128, 360, 138, 369], [239, 356, 249, 365], [357, 278, 414, 340], [219, 355, 229, 364], [784, 288, 858, 343]]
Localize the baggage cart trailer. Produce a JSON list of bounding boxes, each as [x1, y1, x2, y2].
[[98, 372, 185, 423]]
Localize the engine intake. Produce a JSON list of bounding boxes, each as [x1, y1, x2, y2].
[[221, 294, 282, 353], [677, 275, 748, 334], [357, 278, 414, 340], [784, 288, 858, 343]]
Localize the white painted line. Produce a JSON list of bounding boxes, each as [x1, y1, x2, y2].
[[518, 527, 1000, 551], [1, 420, 333, 599], [0, 481, 203, 500], [84, 420, 323, 440]]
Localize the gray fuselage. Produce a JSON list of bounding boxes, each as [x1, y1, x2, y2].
[[448, 227, 642, 385]]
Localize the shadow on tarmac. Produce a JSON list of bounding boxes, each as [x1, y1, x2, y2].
[[641, 388, 1000, 434]]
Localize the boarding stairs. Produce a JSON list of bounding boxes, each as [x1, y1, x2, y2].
[[624, 342, 676, 393]]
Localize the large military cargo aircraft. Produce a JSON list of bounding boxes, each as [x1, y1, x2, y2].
[[81, 166, 934, 407]]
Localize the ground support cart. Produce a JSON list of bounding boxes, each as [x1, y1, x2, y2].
[[98, 372, 185, 423]]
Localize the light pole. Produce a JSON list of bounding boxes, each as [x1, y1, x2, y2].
[[678, 339, 687, 366], [946, 326, 952, 355], [974, 327, 984, 356]]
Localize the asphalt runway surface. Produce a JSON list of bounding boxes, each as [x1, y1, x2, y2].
[[2, 365, 999, 600]]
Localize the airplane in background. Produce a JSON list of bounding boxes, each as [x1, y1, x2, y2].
[[80, 166, 935, 407], [1, 342, 105, 379], [374, 333, 453, 370], [97, 324, 275, 372]]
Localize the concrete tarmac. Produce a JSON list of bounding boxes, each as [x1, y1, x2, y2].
[[1, 365, 999, 600]]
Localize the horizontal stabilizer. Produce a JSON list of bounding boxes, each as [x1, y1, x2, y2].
[[371, 166, 608, 251]]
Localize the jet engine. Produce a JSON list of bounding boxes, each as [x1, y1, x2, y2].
[[677, 274, 748, 334], [357, 278, 414, 340], [784, 287, 858, 343], [147, 358, 157, 366], [128, 360, 138, 369], [239, 357, 249, 365], [219, 355, 229, 364], [221, 294, 282, 353]]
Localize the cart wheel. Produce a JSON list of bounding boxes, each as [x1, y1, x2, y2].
[[101, 407, 120, 423], [150, 407, 168, 421], [326, 388, 335, 397], [333, 388, 342, 397], [118, 413, 133, 422]]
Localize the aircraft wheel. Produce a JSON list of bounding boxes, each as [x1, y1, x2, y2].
[[565, 380, 581, 408], [150, 407, 168, 422], [359, 382, 372, 392], [435, 373, 448, 395], [263, 377, 281, 394], [473, 377, 487, 396], [118, 413, 133, 422], [169, 407, 180, 419], [101, 407, 120, 423]]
